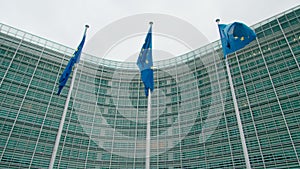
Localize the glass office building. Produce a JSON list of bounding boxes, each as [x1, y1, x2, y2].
[[0, 5, 299, 169]]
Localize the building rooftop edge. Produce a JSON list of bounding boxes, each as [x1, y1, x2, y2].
[[0, 5, 299, 69]]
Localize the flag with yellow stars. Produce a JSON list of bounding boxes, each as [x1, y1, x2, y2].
[[136, 25, 154, 96], [218, 22, 256, 58], [57, 27, 87, 95]]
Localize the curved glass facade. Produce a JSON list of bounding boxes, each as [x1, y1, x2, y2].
[[0, 5, 300, 169]]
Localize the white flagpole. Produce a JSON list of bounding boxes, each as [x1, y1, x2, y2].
[[146, 88, 151, 169], [216, 19, 251, 169], [145, 21, 153, 169], [225, 58, 251, 169], [49, 25, 88, 169], [49, 64, 79, 169]]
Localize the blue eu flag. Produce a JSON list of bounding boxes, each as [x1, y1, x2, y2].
[[137, 25, 154, 97], [57, 28, 87, 95], [218, 22, 256, 58]]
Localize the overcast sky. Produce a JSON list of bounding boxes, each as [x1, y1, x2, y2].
[[1, 0, 299, 61]]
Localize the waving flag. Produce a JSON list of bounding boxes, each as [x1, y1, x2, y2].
[[137, 24, 154, 96], [218, 22, 256, 58], [57, 27, 87, 95]]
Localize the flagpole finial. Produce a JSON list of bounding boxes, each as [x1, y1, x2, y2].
[[216, 19, 220, 24], [149, 22, 153, 25], [85, 25, 89, 29]]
